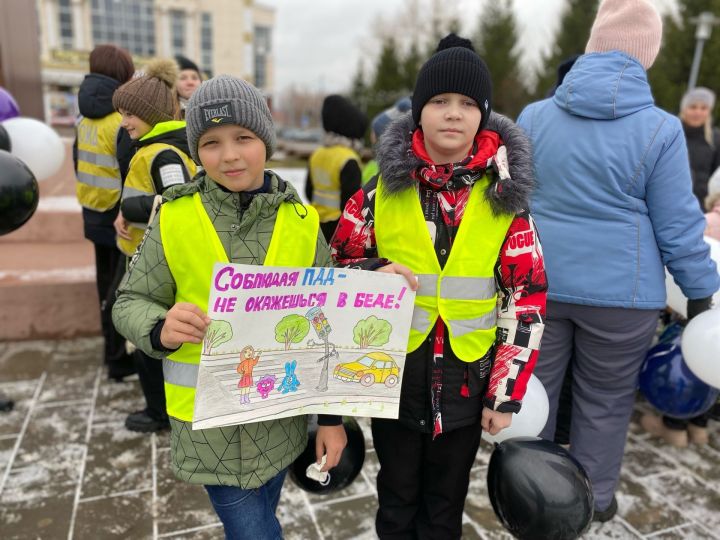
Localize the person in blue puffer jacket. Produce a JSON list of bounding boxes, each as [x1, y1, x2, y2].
[[517, 0, 719, 523]]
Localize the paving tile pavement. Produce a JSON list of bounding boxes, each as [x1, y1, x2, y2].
[[0, 338, 718, 539]]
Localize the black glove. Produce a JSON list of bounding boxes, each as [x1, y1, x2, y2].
[[687, 297, 713, 321]]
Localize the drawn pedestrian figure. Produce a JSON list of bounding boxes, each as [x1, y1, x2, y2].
[[237, 346, 260, 404]]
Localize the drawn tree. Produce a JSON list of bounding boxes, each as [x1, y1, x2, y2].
[[275, 314, 311, 350], [203, 320, 233, 355], [353, 316, 392, 349]]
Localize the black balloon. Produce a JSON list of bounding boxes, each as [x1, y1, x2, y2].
[[290, 416, 366, 494], [0, 124, 10, 152], [0, 150, 38, 235], [487, 438, 594, 540]]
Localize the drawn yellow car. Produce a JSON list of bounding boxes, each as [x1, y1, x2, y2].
[[333, 352, 400, 388]]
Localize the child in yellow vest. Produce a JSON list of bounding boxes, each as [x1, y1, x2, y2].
[[112, 58, 197, 433], [331, 34, 548, 538], [74, 44, 136, 382], [113, 75, 346, 539], [306, 94, 367, 241]]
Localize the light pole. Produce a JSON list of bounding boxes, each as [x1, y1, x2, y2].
[[688, 11, 720, 90]]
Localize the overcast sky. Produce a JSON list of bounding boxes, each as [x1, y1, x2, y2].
[[262, 0, 675, 97]]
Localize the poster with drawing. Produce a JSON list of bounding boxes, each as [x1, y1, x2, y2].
[[192, 263, 417, 430]]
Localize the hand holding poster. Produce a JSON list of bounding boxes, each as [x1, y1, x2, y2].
[[192, 264, 416, 430]]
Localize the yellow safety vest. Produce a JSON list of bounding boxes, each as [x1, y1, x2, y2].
[[375, 176, 514, 362], [308, 145, 361, 222], [75, 112, 123, 211], [118, 122, 197, 256], [160, 192, 320, 421]]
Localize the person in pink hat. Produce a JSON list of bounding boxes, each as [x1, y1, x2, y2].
[[518, 0, 719, 522]]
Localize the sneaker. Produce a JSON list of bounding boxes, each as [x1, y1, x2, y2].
[[125, 409, 169, 433], [592, 496, 618, 522], [688, 424, 709, 445], [640, 412, 688, 448]]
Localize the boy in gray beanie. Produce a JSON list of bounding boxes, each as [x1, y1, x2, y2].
[[113, 75, 346, 538], [185, 74, 276, 165]]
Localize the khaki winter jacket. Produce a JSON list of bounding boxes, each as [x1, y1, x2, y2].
[[113, 171, 332, 488]]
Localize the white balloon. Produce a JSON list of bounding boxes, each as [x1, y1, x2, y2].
[[1, 117, 65, 181], [681, 308, 720, 389], [665, 236, 720, 318], [482, 374, 549, 444]]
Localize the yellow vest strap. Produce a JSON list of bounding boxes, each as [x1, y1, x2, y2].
[[163, 358, 198, 387], [411, 307, 434, 335], [312, 191, 341, 208], [77, 149, 118, 169], [416, 274, 439, 297], [77, 171, 121, 190], [441, 276, 496, 300], [448, 312, 498, 338]]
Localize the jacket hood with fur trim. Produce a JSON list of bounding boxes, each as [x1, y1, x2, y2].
[[375, 112, 534, 215]]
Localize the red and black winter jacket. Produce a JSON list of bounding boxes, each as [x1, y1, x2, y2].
[[330, 112, 548, 434]]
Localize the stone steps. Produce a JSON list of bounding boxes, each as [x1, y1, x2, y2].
[[0, 138, 101, 340]]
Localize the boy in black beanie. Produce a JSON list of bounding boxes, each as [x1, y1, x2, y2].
[[331, 34, 547, 538], [305, 94, 367, 241]]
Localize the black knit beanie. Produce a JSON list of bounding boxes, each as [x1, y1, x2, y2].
[[175, 54, 202, 77], [412, 34, 492, 130], [321, 95, 368, 140]]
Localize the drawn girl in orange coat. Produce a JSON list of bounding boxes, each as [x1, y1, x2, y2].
[[237, 345, 260, 404]]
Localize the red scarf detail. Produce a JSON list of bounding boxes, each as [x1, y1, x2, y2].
[[411, 128, 502, 188]]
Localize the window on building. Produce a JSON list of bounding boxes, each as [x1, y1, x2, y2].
[[58, 0, 74, 50], [200, 12, 213, 77], [91, 0, 156, 57], [170, 9, 185, 57], [254, 26, 271, 90]]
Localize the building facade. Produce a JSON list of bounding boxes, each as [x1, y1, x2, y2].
[[36, 0, 274, 125]]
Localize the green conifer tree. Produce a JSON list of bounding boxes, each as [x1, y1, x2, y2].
[[474, 0, 529, 119], [649, 0, 720, 123], [534, 0, 599, 98]]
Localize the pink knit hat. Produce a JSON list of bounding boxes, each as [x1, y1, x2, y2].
[[585, 0, 663, 70]]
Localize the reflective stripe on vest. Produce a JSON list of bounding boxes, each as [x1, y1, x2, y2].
[[117, 141, 197, 256], [374, 176, 514, 362], [308, 145, 361, 223], [160, 191, 319, 422], [75, 113, 123, 211]]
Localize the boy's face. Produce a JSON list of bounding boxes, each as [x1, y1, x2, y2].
[[419, 93, 482, 164], [119, 110, 152, 140], [177, 70, 202, 100], [198, 124, 266, 192]]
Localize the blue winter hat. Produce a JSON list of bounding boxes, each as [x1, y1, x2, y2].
[[371, 97, 412, 139]]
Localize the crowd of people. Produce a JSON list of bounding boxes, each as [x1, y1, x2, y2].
[[66, 0, 718, 538]]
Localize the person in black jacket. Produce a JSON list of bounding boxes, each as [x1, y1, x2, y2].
[[74, 44, 136, 381], [680, 87, 720, 209]]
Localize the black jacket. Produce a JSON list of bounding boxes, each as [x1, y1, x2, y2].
[[74, 73, 134, 246], [684, 123, 720, 209], [121, 125, 193, 225]]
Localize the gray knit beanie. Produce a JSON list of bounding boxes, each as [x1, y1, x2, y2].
[[681, 87, 716, 112], [185, 75, 276, 163]]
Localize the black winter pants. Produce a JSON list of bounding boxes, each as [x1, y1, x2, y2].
[[371, 418, 481, 540], [133, 349, 167, 420], [94, 244, 133, 372]]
